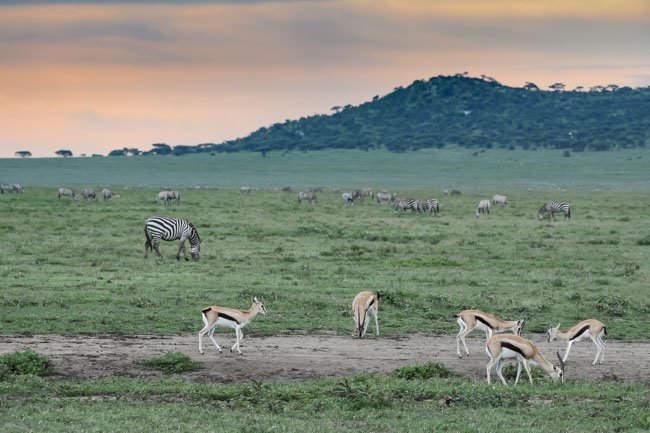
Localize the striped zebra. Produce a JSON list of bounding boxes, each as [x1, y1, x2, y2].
[[144, 216, 202, 261], [394, 198, 421, 213], [297, 191, 317, 203], [157, 190, 179, 205], [58, 187, 76, 199], [423, 198, 440, 214], [82, 188, 96, 200], [102, 188, 113, 200], [476, 199, 490, 217], [342, 192, 355, 206], [492, 194, 508, 206], [538, 202, 571, 221], [376, 191, 393, 204]]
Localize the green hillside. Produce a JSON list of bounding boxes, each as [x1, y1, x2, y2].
[[114, 75, 650, 156]]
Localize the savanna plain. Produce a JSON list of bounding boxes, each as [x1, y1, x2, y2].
[[0, 149, 649, 432]]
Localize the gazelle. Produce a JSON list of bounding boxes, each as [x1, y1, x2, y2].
[[352, 291, 379, 338], [198, 297, 267, 355], [547, 319, 607, 365], [486, 334, 564, 385], [455, 309, 526, 358]]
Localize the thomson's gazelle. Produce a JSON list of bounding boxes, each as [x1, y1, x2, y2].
[[352, 291, 379, 338], [199, 297, 267, 355], [547, 319, 607, 365], [486, 334, 564, 385], [455, 309, 526, 358]]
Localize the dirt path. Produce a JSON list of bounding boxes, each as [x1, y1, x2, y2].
[[1, 333, 647, 383]]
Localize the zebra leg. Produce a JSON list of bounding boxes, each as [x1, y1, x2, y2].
[[176, 239, 186, 261], [152, 240, 163, 258], [144, 239, 150, 259]]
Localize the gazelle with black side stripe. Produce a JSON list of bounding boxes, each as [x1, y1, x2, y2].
[[547, 319, 606, 365], [144, 216, 201, 261], [486, 334, 564, 385], [538, 201, 571, 221], [199, 297, 267, 355], [352, 291, 379, 338], [455, 309, 526, 358]]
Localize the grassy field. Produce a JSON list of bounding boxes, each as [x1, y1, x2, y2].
[[1, 148, 649, 432]]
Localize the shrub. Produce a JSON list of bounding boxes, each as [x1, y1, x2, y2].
[[136, 352, 201, 373], [636, 235, 650, 246], [0, 350, 50, 377], [392, 362, 454, 380]]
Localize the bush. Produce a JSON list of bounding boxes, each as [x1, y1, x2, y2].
[[136, 352, 202, 373], [392, 362, 454, 380], [636, 235, 650, 246], [0, 350, 50, 378]]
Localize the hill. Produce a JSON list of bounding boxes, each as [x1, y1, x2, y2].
[[113, 75, 650, 156]]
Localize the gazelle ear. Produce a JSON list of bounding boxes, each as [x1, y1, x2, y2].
[[253, 297, 258, 303]]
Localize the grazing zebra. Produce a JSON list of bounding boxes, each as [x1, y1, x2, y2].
[[240, 186, 251, 193], [538, 202, 571, 221], [376, 191, 393, 204], [342, 192, 355, 206], [297, 191, 317, 203], [476, 199, 490, 217], [58, 187, 76, 199], [144, 216, 201, 261], [82, 188, 96, 200], [492, 194, 508, 206], [157, 190, 179, 205], [423, 198, 440, 214], [394, 198, 421, 213], [102, 188, 113, 200], [361, 188, 374, 199]]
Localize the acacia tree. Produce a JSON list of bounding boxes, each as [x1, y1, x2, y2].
[[15, 151, 32, 158], [55, 149, 73, 157]]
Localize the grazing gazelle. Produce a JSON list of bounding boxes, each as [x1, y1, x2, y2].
[[455, 309, 526, 358], [547, 319, 607, 365], [198, 297, 267, 355], [352, 291, 379, 338], [486, 334, 564, 385]]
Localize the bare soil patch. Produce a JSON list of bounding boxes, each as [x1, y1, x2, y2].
[[1, 333, 647, 383]]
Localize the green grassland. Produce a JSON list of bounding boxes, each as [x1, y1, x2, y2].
[[1, 148, 649, 432]]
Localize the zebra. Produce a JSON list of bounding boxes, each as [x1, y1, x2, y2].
[[0, 184, 11, 194], [144, 216, 201, 261], [157, 190, 179, 205], [492, 194, 508, 206], [423, 198, 440, 214], [538, 202, 571, 221], [10, 184, 23, 194], [394, 198, 421, 213], [102, 188, 113, 200], [476, 199, 490, 217], [342, 192, 355, 206], [376, 191, 393, 204], [58, 187, 76, 199], [82, 188, 96, 200], [361, 188, 374, 199], [297, 191, 317, 203]]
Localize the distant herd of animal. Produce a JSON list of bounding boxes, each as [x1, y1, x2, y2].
[[3, 184, 602, 384]]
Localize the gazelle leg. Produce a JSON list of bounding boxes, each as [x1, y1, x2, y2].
[[495, 358, 508, 386], [563, 341, 574, 363], [372, 307, 379, 336], [208, 327, 222, 353], [597, 335, 606, 363], [230, 325, 242, 354], [514, 360, 522, 385], [455, 320, 468, 357], [486, 358, 496, 384], [523, 360, 534, 384]]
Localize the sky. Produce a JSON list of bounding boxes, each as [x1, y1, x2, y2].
[[1, 0, 649, 158]]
